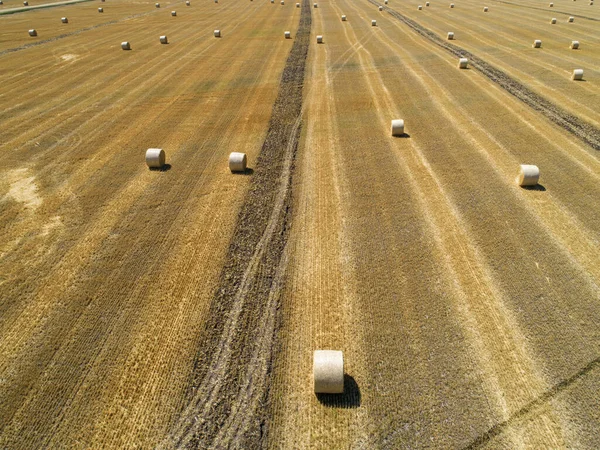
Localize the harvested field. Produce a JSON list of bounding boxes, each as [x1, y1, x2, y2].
[[1, 0, 599, 448]]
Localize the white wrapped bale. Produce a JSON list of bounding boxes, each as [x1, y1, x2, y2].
[[171, 10, 176, 15], [23, 1, 28, 5], [341, 14, 347, 20], [372, 19, 377, 26], [285, 31, 291, 38], [313, 2, 317, 6], [61, 17, 68, 23], [425, 1, 429, 5], [483, 6, 488, 11], [379, 5, 383, 10], [418, 5, 422, 9], [270, 0, 274, 3], [570, 40, 579, 49], [214, 29, 221, 37], [516, 165, 539, 186], [450, 3, 454, 7], [98, 7, 103, 12], [458, 57, 468, 68], [121, 41, 130, 50], [317, 35, 323, 43], [391, 119, 405, 136], [229, 152, 247, 172], [447, 31, 454, 40], [572, 69, 584, 80], [280, 0, 284, 4], [533, 39, 542, 48], [568, 16, 574, 22], [155, 2, 160, 7], [549, 2, 553, 5], [550, 18, 556, 23], [28, 29, 37, 36], [313, 350, 344, 394], [146, 148, 165, 168], [186, 1, 190, 5], [296, 2, 300, 6], [385, 0, 388, 3], [160, 35, 168, 44]]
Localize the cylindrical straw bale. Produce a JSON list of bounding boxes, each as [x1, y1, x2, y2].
[[385, 0, 388, 3], [458, 57, 468, 68], [379, 5, 383, 10], [550, 17, 556, 23], [23, 1, 28, 5], [271, 0, 274, 3], [214, 29, 221, 37], [296, 2, 300, 6], [570, 40, 579, 49], [516, 164, 539, 186], [568, 16, 574, 21], [418, 5, 422, 9], [171, 10, 176, 15], [447, 31, 454, 40], [28, 29, 37, 36], [61, 17, 68, 23], [317, 35, 323, 43], [229, 152, 247, 172], [372, 19, 377, 26], [146, 148, 165, 169], [285, 31, 291, 38], [98, 7, 103, 12], [280, 0, 284, 4], [450, 3, 454, 7], [160, 35, 168, 44], [483, 6, 488, 11], [341, 14, 347, 20], [533, 39, 542, 48], [549, 2, 553, 5], [572, 69, 583, 80], [313, 2, 317, 6], [425, 1, 429, 5], [313, 350, 344, 394], [121, 41, 130, 50], [155, 2, 160, 7], [186, 1, 190, 5], [391, 119, 405, 136]]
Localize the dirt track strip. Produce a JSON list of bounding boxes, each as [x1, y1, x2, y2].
[[161, 1, 311, 448], [371, 0, 600, 152]]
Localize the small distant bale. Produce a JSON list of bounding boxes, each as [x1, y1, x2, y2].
[[160, 35, 168, 44], [61, 17, 68, 23], [372, 19, 377, 26], [23, 1, 28, 5], [391, 119, 405, 136], [146, 148, 166, 169], [379, 5, 383, 10], [121, 41, 130, 50], [229, 152, 247, 172], [313, 2, 317, 6], [285, 31, 291, 38], [425, 1, 429, 5], [418, 5, 422, 9], [28, 29, 37, 36], [483, 6, 488, 11], [296, 2, 300, 6], [572, 69, 584, 80], [271, 0, 274, 3], [313, 350, 344, 394], [550, 17, 556, 23], [280, 0, 284, 4], [385, 0, 388, 3], [447, 31, 454, 40], [549, 2, 553, 5], [171, 10, 176, 15], [450, 3, 454, 7], [533, 39, 542, 48], [516, 164, 539, 186], [214, 29, 221, 37], [317, 34, 323, 43], [458, 57, 468, 68], [570, 40, 579, 49], [186, 1, 190, 5], [155, 2, 160, 7], [568, 16, 574, 21], [341, 14, 347, 20], [98, 7, 103, 12]]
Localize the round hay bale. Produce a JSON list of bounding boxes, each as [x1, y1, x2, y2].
[[155, 3, 160, 7], [516, 164, 539, 186], [533, 39, 542, 48], [568, 16, 574, 22], [317, 35, 323, 43], [146, 148, 165, 168], [549, 2, 553, 5], [61, 17, 68, 23], [341, 14, 347, 20], [214, 29, 221, 37], [98, 7, 103, 12], [450, 3, 454, 7], [229, 152, 247, 172], [570, 40, 579, 49], [385, 0, 388, 3], [447, 31, 454, 40], [186, 1, 190, 5], [23, 1, 28, 5], [121, 41, 130, 50], [391, 119, 405, 136], [280, 0, 284, 4], [550, 17, 556, 23], [285, 31, 291, 38], [28, 29, 37, 36], [171, 10, 176, 15], [418, 5, 422, 9], [372, 19, 377, 26], [313, 350, 344, 394], [271, 0, 274, 3], [572, 69, 584, 80], [296, 2, 300, 6], [483, 6, 488, 11], [458, 57, 468, 69], [313, 2, 317, 6], [425, 1, 429, 5], [160, 35, 168, 44], [379, 5, 383, 10]]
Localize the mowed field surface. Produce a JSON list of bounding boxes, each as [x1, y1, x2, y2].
[[1, 0, 599, 448]]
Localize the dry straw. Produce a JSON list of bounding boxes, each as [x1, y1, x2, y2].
[[313, 350, 344, 394]]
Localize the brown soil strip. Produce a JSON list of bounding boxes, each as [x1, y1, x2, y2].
[[370, 0, 600, 151], [162, 1, 311, 449]]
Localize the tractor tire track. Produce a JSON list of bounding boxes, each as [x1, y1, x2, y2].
[[371, 0, 600, 151], [161, 0, 311, 448]]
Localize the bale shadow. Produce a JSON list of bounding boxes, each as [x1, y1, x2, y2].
[[149, 163, 172, 172], [521, 183, 546, 191], [393, 133, 411, 138], [231, 167, 254, 176], [316, 374, 360, 408]]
